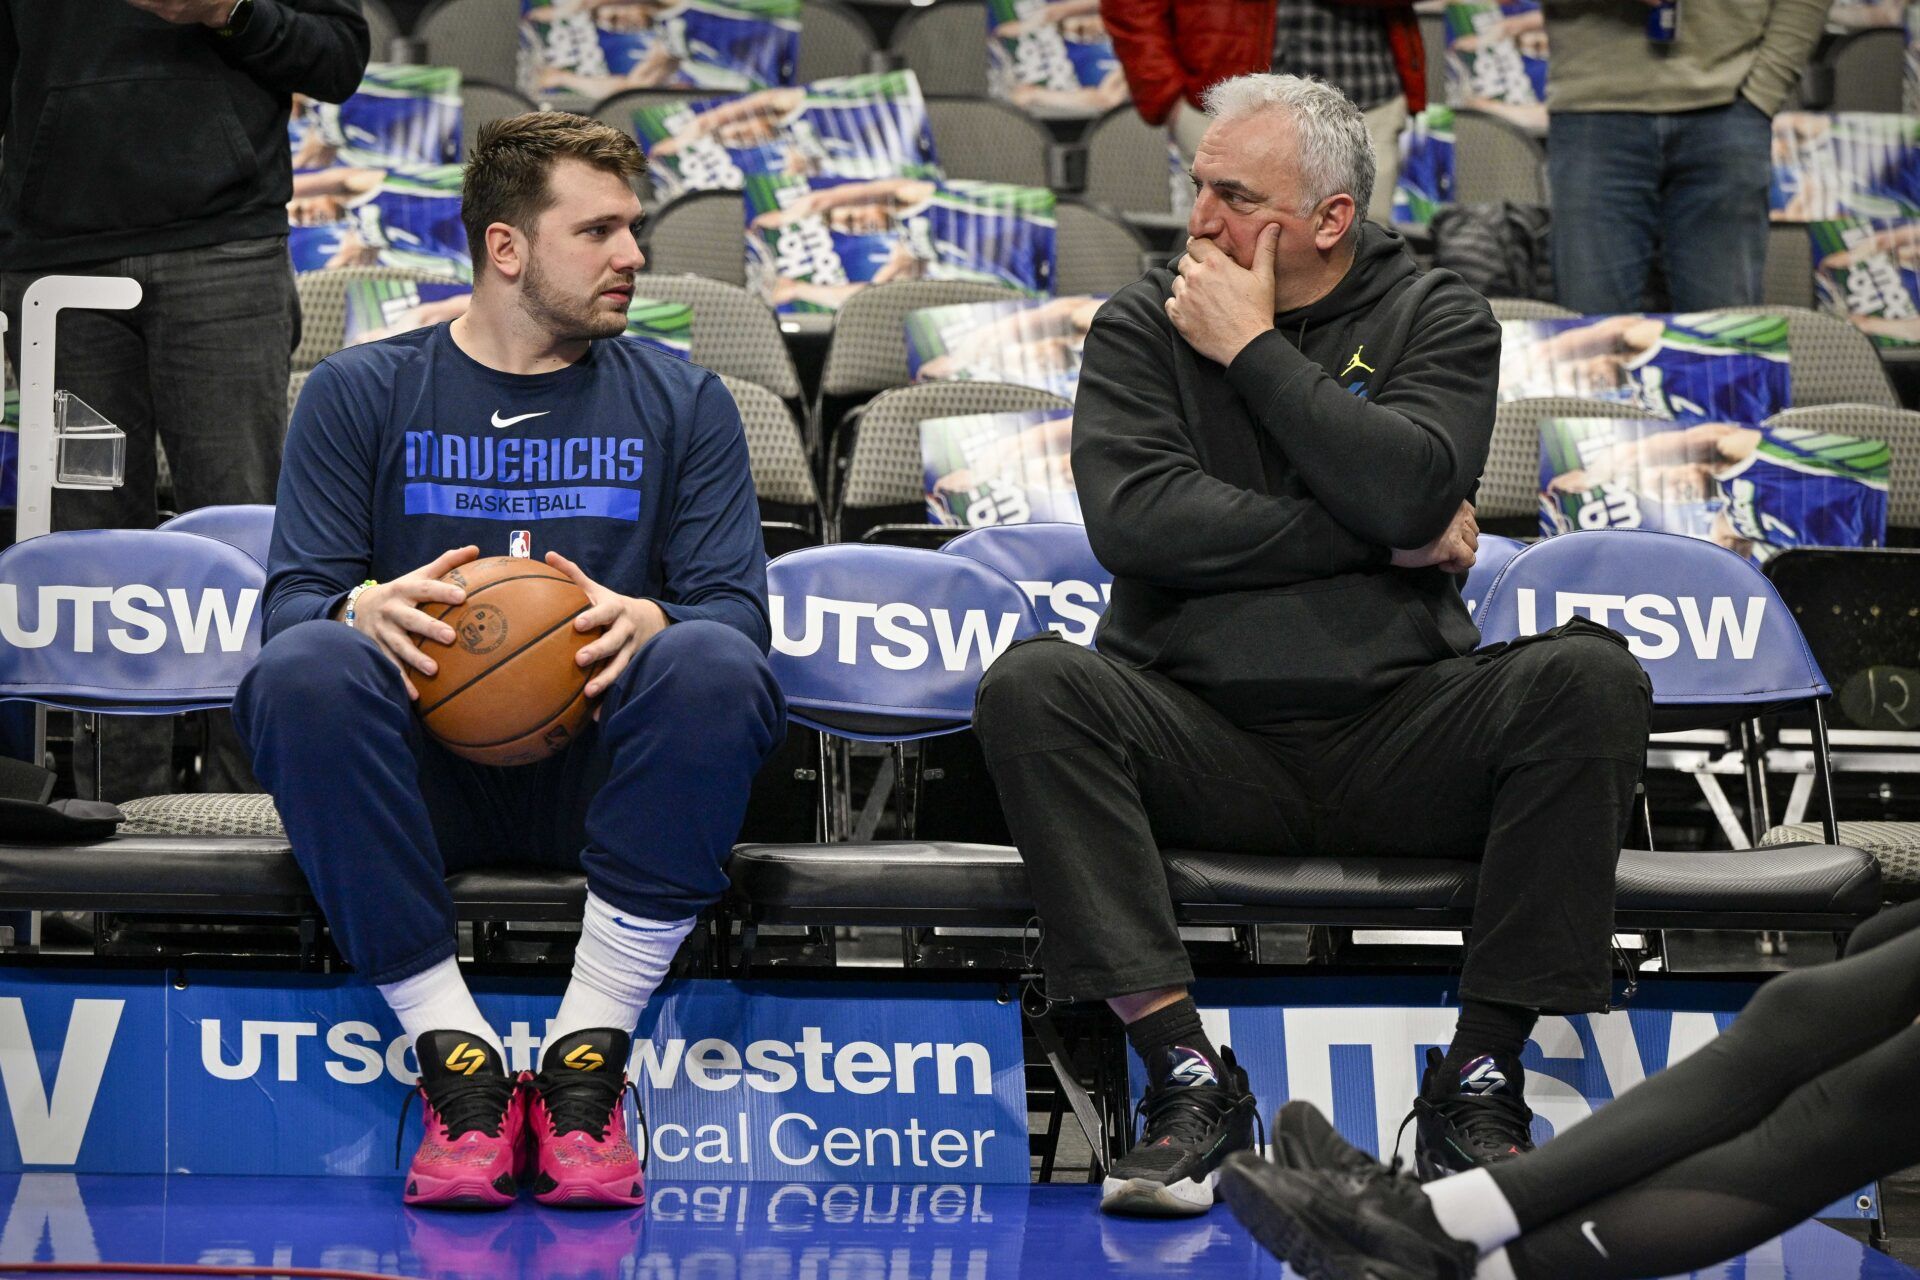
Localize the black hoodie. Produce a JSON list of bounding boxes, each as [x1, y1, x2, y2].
[[1075, 222, 1501, 731], [0, 0, 369, 272]]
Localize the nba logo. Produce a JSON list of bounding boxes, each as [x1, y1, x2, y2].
[[508, 530, 531, 559]]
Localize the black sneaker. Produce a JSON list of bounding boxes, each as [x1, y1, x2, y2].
[[1219, 1150, 1479, 1280], [1100, 1044, 1259, 1217], [1272, 1099, 1395, 1193], [1411, 1048, 1534, 1180]]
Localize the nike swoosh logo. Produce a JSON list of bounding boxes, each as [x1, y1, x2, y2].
[[491, 410, 550, 429], [1581, 1222, 1609, 1258], [611, 917, 683, 933]]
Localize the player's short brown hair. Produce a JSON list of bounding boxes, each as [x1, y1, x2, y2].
[[461, 112, 647, 272]]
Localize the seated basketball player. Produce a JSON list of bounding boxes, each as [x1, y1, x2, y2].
[[234, 113, 785, 1211], [972, 73, 1654, 1217]]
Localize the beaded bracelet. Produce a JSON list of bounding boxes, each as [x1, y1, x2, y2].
[[344, 580, 378, 630]]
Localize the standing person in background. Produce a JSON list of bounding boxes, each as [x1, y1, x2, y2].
[[1101, 0, 1423, 225], [1545, 0, 1824, 314], [0, 0, 370, 797]]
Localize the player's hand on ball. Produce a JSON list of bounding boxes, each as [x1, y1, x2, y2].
[[1166, 227, 1277, 366], [544, 551, 670, 709], [122, 0, 237, 25], [350, 545, 481, 701], [1391, 500, 1478, 574]]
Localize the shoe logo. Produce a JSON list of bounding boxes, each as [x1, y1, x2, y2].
[[564, 1045, 605, 1071], [1581, 1221, 1609, 1258], [491, 410, 550, 429], [1167, 1048, 1218, 1088], [1339, 345, 1375, 379], [444, 1042, 486, 1076], [1459, 1055, 1509, 1096]]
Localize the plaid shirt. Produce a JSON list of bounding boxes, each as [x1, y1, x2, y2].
[[1272, 0, 1403, 110]]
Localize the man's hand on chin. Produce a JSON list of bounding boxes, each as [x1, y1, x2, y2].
[[1166, 226, 1278, 366]]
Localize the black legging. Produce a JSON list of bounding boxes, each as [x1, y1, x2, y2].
[[1493, 898, 1920, 1280]]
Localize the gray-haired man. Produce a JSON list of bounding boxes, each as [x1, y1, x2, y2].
[[974, 74, 1653, 1217]]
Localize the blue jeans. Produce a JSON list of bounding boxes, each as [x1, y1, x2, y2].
[[234, 619, 786, 983], [1548, 99, 1773, 314]]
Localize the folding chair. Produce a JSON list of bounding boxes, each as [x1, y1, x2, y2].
[[817, 279, 1022, 449], [294, 266, 464, 371], [641, 190, 748, 287], [836, 381, 1072, 540], [1054, 199, 1151, 297], [926, 97, 1055, 187], [1477, 529, 1859, 875], [720, 375, 821, 534], [416, 0, 520, 88], [1715, 305, 1898, 408], [943, 521, 1109, 646], [1489, 298, 1576, 323], [1758, 547, 1920, 899], [796, 0, 880, 82], [458, 81, 539, 161], [1481, 396, 1646, 529], [158, 505, 275, 569], [891, 2, 989, 96], [1460, 534, 1525, 625], [1453, 109, 1547, 207], [642, 274, 803, 404], [1080, 106, 1183, 230]]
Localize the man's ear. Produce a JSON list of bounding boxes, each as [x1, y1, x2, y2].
[[1313, 194, 1357, 253], [485, 222, 527, 283]]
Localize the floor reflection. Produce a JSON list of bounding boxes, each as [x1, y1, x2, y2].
[[0, 1173, 1906, 1280]]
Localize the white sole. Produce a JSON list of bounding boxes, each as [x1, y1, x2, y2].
[[1099, 1170, 1217, 1217]]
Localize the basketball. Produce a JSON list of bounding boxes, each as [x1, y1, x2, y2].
[[411, 556, 603, 767]]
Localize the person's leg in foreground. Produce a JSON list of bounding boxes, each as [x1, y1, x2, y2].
[[1219, 898, 1920, 1279]]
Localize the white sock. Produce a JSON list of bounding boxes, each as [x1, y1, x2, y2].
[[545, 892, 695, 1059], [378, 954, 505, 1064], [1422, 1167, 1523, 1254], [1475, 1248, 1517, 1280]]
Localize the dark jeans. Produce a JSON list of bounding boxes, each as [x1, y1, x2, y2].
[[2, 235, 299, 798], [233, 619, 786, 984], [1492, 898, 1920, 1280], [973, 622, 1652, 1013], [1548, 100, 1773, 314]]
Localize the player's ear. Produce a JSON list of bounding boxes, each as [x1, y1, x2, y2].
[[486, 222, 527, 283]]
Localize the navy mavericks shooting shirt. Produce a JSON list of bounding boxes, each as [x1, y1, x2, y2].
[[262, 323, 768, 650]]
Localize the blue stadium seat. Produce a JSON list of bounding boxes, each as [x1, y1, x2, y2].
[[0, 530, 589, 953], [943, 521, 1110, 647], [1461, 533, 1526, 626], [727, 528, 1879, 947], [158, 504, 275, 569]]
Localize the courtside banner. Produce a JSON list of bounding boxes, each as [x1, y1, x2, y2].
[[0, 973, 1028, 1181]]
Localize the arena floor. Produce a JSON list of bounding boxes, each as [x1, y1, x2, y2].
[[1, 1174, 1913, 1280]]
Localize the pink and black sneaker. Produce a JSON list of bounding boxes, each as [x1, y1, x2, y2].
[[401, 1031, 528, 1210], [527, 1028, 646, 1209]]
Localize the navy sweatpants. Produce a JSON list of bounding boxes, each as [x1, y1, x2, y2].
[[233, 618, 786, 983]]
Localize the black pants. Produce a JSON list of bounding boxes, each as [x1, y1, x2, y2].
[[1493, 898, 1920, 1280], [973, 623, 1653, 1012]]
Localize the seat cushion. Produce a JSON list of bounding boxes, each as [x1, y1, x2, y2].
[[728, 841, 1882, 927], [1764, 821, 1920, 896], [119, 793, 284, 838]]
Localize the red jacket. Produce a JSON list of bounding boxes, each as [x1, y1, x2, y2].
[[1101, 0, 1426, 127]]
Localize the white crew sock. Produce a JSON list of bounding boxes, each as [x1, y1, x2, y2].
[[545, 891, 695, 1058], [378, 954, 505, 1064], [1422, 1167, 1523, 1254], [1475, 1248, 1517, 1280]]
